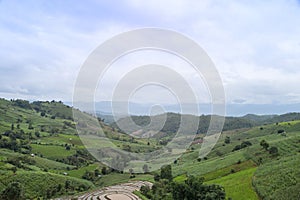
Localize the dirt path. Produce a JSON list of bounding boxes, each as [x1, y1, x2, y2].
[[75, 181, 152, 200]]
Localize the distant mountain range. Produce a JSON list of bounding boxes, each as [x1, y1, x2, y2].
[[65, 101, 300, 125], [107, 112, 300, 138], [66, 101, 300, 117]]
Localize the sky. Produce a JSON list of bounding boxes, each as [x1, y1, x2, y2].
[[1, 0, 300, 109]]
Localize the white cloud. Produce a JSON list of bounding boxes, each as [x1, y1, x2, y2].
[[0, 0, 299, 105]]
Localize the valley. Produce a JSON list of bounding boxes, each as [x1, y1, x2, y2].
[[0, 98, 299, 199]]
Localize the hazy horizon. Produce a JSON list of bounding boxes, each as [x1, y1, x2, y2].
[[66, 101, 300, 117], [1, 0, 300, 107]]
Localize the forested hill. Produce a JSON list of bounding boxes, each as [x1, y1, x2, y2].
[[110, 112, 300, 137]]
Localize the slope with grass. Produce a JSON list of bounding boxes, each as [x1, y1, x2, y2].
[[0, 98, 159, 199], [171, 119, 300, 200], [1, 98, 300, 199], [206, 167, 258, 200]]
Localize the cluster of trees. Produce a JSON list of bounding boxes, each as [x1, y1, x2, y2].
[[6, 156, 35, 169], [0, 130, 31, 153], [10, 99, 73, 120], [140, 164, 226, 200], [0, 179, 91, 200], [224, 136, 231, 144], [82, 166, 119, 182], [44, 180, 89, 199], [111, 113, 257, 139], [57, 149, 95, 167], [232, 141, 252, 152], [172, 176, 226, 200], [0, 182, 24, 200], [260, 140, 279, 155], [82, 169, 101, 181]]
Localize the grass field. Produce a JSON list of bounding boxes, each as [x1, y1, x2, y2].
[[253, 154, 300, 200], [206, 167, 259, 200], [31, 144, 76, 159], [0, 170, 94, 199], [67, 163, 102, 179], [172, 150, 246, 177], [171, 120, 300, 199]]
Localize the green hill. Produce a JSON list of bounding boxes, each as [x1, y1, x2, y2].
[[111, 113, 256, 138], [0, 98, 154, 199], [1, 98, 300, 199], [171, 120, 300, 200]]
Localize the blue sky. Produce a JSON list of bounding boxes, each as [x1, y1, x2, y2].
[[0, 0, 300, 106]]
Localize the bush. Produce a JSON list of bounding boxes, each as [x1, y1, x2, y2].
[[232, 141, 252, 152], [269, 146, 279, 155], [225, 136, 231, 144], [232, 145, 241, 152], [140, 185, 151, 197], [241, 141, 252, 148], [277, 129, 285, 134], [0, 182, 24, 200], [260, 140, 269, 150]]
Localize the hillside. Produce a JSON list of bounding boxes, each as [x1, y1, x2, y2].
[[110, 112, 300, 138], [170, 119, 300, 200], [1, 98, 300, 199], [0, 98, 154, 199]]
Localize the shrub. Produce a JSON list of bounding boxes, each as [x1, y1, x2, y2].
[[260, 140, 269, 150], [232, 145, 241, 152], [269, 146, 279, 155], [225, 136, 231, 144]]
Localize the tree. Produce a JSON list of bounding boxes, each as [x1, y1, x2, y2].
[[241, 141, 252, 148], [269, 146, 279, 155], [82, 171, 95, 181], [260, 140, 269, 150], [160, 165, 172, 181], [101, 166, 108, 175], [224, 136, 231, 144], [0, 182, 24, 200], [35, 131, 40, 138], [94, 169, 100, 176], [172, 182, 188, 200], [140, 185, 151, 198], [277, 129, 285, 134], [154, 173, 160, 181], [65, 180, 71, 190], [232, 145, 241, 152], [172, 175, 226, 200]]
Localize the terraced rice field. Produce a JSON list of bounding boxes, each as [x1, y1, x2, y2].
[[75, 181, 152, 200]]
